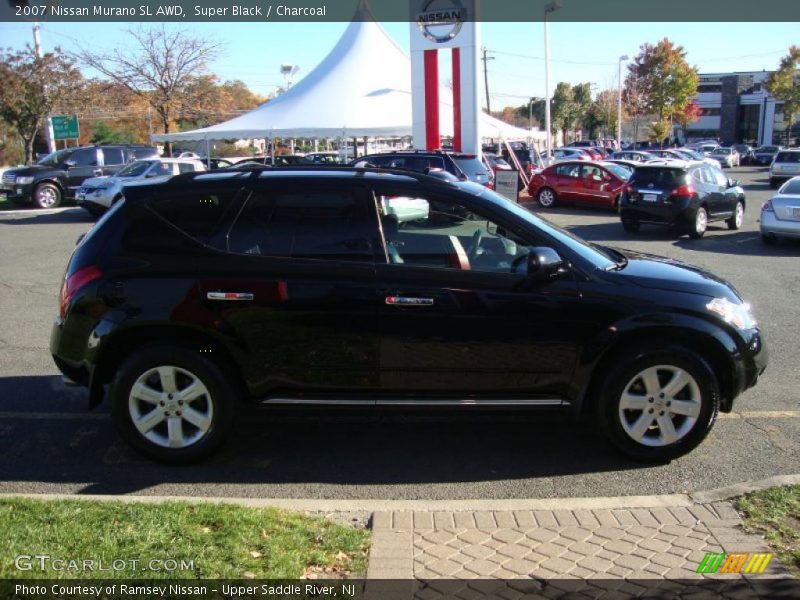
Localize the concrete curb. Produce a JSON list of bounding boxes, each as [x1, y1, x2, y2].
[[0, 207, 80, 217], [0, 473, 797, 512]]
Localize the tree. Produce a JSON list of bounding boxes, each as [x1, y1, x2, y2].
[[551, 82, 576, 142], [571, 83, 593, 136], [0, 46, 82, 164], [673, 99, 701, 142], [591, 89, 620, 138], [766, 46, 800, 147], [76, 26, 221, 151], [626, 38, 698, 146]]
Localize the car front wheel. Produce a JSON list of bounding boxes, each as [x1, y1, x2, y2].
[[33, 182, 62, 209], [110, 345, 236, 464], [537, 187, 557, 208], [597, 346, 719, 461], [726, 201, 744, 230]]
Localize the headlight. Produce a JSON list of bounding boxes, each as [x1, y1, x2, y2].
[[16, 176, 34, 185], [706, 297, 757, 330]]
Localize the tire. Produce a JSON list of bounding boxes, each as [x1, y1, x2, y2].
[[110, 345, 236, 464], [621, 218, 640, 233], [726, 201, 744, 230], [761, 233, 777, 245], [596, 345, 720, 462], [688, 206, 708, 239], [33, 182, 62, 209], [537, 187, 557, 208]]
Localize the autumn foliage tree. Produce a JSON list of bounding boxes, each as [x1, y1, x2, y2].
[[625, 38, 699, 146], [0, 46, 82, 164], [766, 46, 800, 147]]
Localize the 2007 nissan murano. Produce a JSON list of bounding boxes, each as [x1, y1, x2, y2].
[[51, 167, 767, 463]]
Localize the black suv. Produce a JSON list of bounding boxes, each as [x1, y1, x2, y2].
[[619, 161, 746, 238], [350, 150, 492, 187], [1, 144, 157, 208], [51, 167, 766, 463]]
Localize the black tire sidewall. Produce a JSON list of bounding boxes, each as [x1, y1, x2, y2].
[[597, 347, 719, 462], [110, 345, 235, 464]]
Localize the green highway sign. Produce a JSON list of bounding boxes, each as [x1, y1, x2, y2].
[[51, 115, 79, 140]]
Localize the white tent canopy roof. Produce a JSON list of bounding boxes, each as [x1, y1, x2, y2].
[[151, 6, 532, 143]]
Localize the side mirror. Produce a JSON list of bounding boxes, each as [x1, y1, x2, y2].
[[527, 247, 565, 279], [728, 179, 739, 188]]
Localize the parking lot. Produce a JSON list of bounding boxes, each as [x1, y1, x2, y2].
[[0, 165, 797, 501]]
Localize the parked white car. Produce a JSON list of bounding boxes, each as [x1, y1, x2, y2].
[[710, 147, 741, 168], [77, 159, 205, 214], [761, 176, 800, 244], [769, 150, 800, 188]]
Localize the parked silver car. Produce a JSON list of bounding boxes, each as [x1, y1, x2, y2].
[[761, 176, 800, 244], [76, 159, 205, 214], [769, 150, 800, 188], [710, 147, 741, 168]]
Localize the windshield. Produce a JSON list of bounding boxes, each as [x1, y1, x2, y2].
[[455, 182, 616, 270], [36, 149, 73, 167], [604, 163, 633, 180], [453, 156, 490, 178], [711, 148, 730, 155], [116, 160, 154, 177]]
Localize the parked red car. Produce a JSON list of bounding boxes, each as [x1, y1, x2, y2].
[[527, 161, 632, 209]]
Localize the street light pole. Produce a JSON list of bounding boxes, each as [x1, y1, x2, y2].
[[543, 1, 562, 163], [617, 54, 629, 150]]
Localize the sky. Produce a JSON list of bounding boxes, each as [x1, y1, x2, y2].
[[1, 19, 796, 112]]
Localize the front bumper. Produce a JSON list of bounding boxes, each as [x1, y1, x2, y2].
[[733, 328, 768, 401], [76, 187, 114, 209], [0, 182, 34, 203], [760, 211, 800, 238]]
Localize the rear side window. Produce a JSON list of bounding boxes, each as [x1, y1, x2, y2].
[[631, 168, 686, 188], [226, 188, 374, 262], [775, 152, 800, 163], [102, 148, 124, 166], [780, 179, 800, 194], [132, 147, 159, 160], [177, 162, 197, 173], [71, 148, 99, 166], [555, 164, 581, 178], [148, 188, 240, 245]]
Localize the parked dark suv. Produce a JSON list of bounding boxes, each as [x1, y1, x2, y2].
[[350, 150, 492, 187], [51, 167, 766, 463], [619, 161, 746, 238], [1, 144, 157, 208]]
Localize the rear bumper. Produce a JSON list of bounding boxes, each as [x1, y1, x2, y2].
[[760, 211, 800, 238], [620, 196, 693, 226]]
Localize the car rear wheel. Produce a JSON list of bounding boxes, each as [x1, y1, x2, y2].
[[537, 187, 556, 208], [688, 206, 707, 239], [621, 218, 640, 233], [726, 201, 744, 230], [597, 346, 719, 461], [110, 345, 236, 464], [33, 182, 61, 209]]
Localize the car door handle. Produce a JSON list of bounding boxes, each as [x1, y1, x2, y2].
[[93, 169, 102, 176], [385, 296, 434, 306], [207, 291, 254, 301]]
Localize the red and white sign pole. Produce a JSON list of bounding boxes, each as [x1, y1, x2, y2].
[[410, 0, 480, 155]]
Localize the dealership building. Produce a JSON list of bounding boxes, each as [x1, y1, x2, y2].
[[683, 70, 799, 146]]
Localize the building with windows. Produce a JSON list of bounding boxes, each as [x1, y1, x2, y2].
[[682, 71, 798, 146]]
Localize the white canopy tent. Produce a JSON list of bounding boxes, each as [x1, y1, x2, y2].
[[151, 4, 533, 144]]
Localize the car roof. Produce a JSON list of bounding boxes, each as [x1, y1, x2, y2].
[[633, 159, 696, 169]]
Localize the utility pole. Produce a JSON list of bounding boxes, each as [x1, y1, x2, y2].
[[481, 47, 494, 114], [33, 23, 56, 154]]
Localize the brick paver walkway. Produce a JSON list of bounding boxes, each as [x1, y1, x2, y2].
[[367, 499, 793, 588]]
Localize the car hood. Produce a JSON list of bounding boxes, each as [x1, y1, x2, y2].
[[606, 247, 741, 301], [5, 165, 60, 176], [81, 176, 115, 187]]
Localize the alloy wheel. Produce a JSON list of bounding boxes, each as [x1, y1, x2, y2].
[[735, 203, 744, 228], [128, 365, 214, 449], [695, 208, 707, 234], [618, 365, 702, 447], [37, 186, 58, 207], [538, 189, 555, 207]]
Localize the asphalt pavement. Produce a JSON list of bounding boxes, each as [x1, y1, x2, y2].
[[0, 166, 797, 500]]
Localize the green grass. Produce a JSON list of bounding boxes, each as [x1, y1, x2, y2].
[[0, 498, 369, 579], [735, 485, 800, 577]]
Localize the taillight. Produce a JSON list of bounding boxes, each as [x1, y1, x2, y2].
[[674, 183, 695, 196], [59, 264, 102, 318], [761, 200, 774, 212]]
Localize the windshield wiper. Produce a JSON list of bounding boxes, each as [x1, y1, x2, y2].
[[596, 245, 628, 271]]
